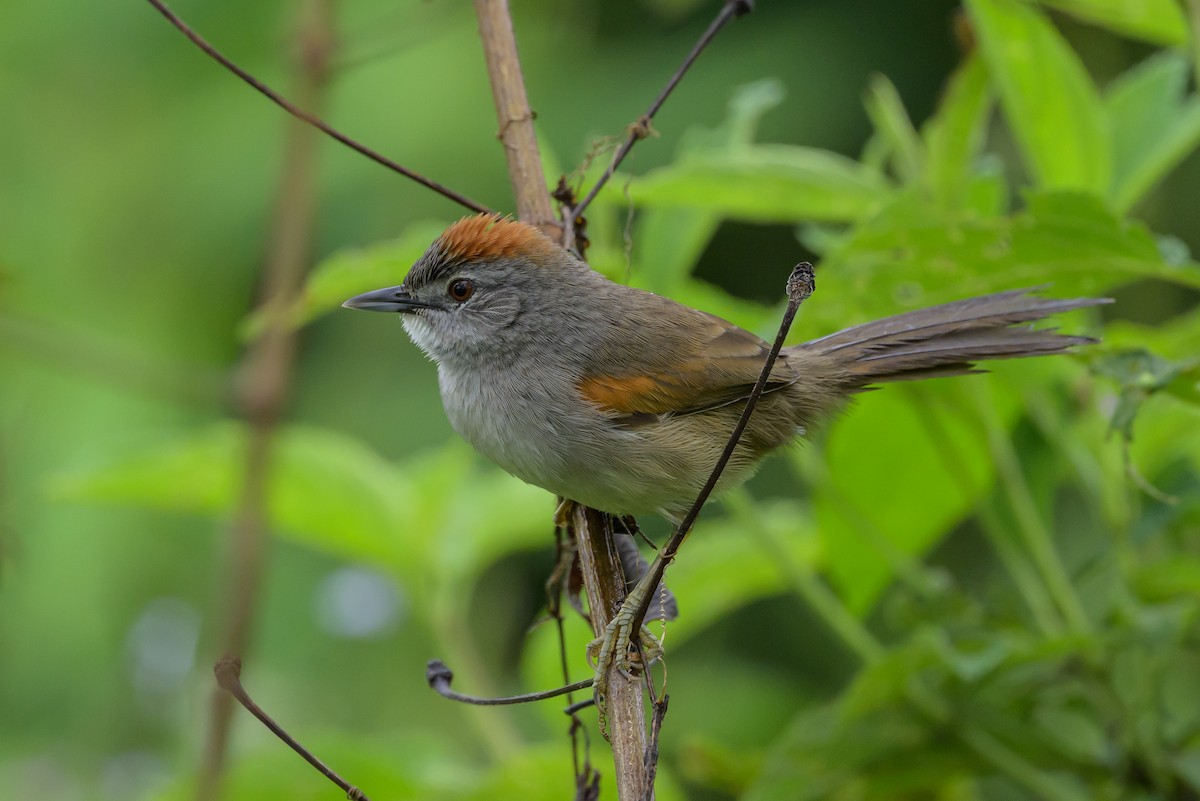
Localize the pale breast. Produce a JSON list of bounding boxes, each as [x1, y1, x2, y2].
[[437, 362, 579, 488], [440, 363, 772, 517]]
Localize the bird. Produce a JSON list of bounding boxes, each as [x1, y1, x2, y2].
[[343, 214, 1108, 521]]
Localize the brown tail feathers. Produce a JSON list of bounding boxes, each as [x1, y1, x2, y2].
[[799, 288, 1110, 388]]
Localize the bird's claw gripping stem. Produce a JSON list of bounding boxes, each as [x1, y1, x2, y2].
[[587, 600, 662, 739]]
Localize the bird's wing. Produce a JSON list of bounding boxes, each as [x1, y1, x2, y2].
[[578, 307, 796, 418]]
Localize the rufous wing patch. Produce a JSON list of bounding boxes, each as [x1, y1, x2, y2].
[[578, 374, 676, 415], [437, 214, 561, 266], [578, 369, 760, 416], [580, 354, 799, 417]]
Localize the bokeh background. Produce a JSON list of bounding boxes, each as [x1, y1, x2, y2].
[[2, 1, 1199, 799]]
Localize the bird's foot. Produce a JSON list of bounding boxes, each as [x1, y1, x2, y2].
[[553, 498, 574, 528], [587, 607, 662, 739]]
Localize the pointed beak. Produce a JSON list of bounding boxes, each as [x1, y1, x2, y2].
[[341, 285, 436, 313]]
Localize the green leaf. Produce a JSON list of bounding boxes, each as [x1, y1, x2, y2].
[[243, 220, 449, 337], [1106, 51, 1200, 212], [715, 78, 788, 151], [840, 636, 942, 719], [930, 631, 1017, 683], [631, 205, 725, 294], [1032, 705, 1110, 764], [1036, 0, 1189, 45], [674, 739, 767, 797], [459, 744, 594, 801], [922, 52, 994, 207], [53, 422, 414, 567], [967, 0, 1112, 194], [864, 74, 925, 185], [666, 278, 780, 335], [621, 79, 787, 293], [1175, 751, 1200, 794], [462, 744, 686, 801], [802, 190, 1200, 341], [661, 496, 822, 643], [1160, 651, 1200, 746], [797, 382, 1014, 615], [1091, 348, 1200, 439], [745, 698, 975, 801], [149, 736, 454, 801], [1121, 383, 1200, 485], [431, 453, 560, 583], [53, 424, 558, 585], [624, 145, 892, 224], [1135, 557, 1200, 602]]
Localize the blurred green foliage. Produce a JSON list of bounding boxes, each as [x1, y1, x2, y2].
[[2, 1, 1200, 800]]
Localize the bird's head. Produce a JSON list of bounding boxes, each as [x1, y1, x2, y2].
[[343, 214, 582, 364]]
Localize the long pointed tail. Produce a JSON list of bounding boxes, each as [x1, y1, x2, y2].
[[798, 288, 1110, 387]]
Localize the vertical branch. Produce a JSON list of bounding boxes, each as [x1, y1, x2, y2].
[[195, 2, 335, 799], [474, 0, 558, 230], [471, 4, 647, 797], [570, 505, 651, 801]]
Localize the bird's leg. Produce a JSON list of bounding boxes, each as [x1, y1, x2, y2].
[[587, 551, 665, 738], [553, 497, 574, 528]]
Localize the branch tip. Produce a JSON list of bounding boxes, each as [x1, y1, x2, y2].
[[425, 659, 454, 690], [427, 659, 593, 706], [213, 654, 243, 693], [787, 262, 815, 303]]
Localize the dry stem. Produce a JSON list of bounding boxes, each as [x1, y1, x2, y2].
[[472, 4, 648, 797], [194, 2, 333, 798], [474, 0, 558, 232], [571, 504, 651, 801]]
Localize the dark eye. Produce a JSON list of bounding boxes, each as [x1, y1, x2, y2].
[[447, 278, 474, 302]]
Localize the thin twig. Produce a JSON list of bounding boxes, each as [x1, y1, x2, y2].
[[195, 3, 333, 798], [570, 713, 602, 801], [546, 523, 599, 789], [426, 660, 593, 705], [565, 697, 598, 715], [644, 694, 670, 799], [144, 0, 494, 215], [546, 521, 580, 692], [568, 0, 753, 228], [214, 657, 370, 801], [1123, 439, 1179, 505], [629, 262, 814, 634]]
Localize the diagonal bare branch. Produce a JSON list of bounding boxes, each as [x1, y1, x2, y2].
[[628, 262, 814, 635], [145, 0, 495, 215], [215, 657, 371, 801], [569, 0, 753, 227], [195, 3, 333, 798], [426, 659, 593, 705]]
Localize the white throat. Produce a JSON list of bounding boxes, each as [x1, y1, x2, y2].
[[400, 314, 441, 363]]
